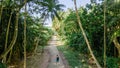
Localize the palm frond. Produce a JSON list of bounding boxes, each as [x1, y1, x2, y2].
[[53, 10, 61, 20]]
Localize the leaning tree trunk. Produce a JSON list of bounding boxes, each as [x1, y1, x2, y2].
[[7, 49, 13, 63], [3, 11, 13, 63], [0, 9, 19, 59], [33, 37, 39, 56], [73, 0, 101, 68], [23, 0, 27, 68], [113, 37, 120, 57]]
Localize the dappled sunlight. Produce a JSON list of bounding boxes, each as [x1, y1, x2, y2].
[[47, 35, 65, 46]]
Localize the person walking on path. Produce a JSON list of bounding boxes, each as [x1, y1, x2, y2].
[[56, 55, 59, 65]]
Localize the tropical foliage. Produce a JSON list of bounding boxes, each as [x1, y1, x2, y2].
[[53, 0, 120, 67], [0, 0, 63, 67]]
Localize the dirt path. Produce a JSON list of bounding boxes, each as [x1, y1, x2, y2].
[[46, 36, 65, 68], [24, 36, 67, 68]]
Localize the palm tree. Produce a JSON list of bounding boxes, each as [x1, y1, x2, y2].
[[73, 0, 101, 68], [38, 0, 65, 20]]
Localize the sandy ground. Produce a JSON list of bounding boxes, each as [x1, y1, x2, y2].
[[46, 36, 65, 68], [25, 36, 69, 68]]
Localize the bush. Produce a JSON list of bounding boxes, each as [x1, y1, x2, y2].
[[106, 57, 120, 68], [0, 63, 7, 68]]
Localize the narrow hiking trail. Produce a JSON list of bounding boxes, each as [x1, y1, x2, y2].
[[25, 35, 97, 68], [25, 35, 67, 68], [46, 36, 65, 68]]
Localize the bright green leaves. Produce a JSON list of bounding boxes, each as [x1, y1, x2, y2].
[[111, 30, 120, 41]]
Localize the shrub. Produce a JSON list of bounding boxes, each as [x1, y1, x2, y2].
[[0, 63, 7, 68], [106, 57, 120, 68]]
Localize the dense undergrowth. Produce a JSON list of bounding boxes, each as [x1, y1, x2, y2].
[[53, 0, 120, 68]]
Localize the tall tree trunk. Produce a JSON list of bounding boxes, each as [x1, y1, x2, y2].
[[23, 0, 27, 68], [3, 11, 13, 63], [0, 10, 19, 59], [73, 0, 101, 68], [103, 0, 106, 68]]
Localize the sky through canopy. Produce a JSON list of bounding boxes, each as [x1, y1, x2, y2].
[[45, 0, 91, 27]]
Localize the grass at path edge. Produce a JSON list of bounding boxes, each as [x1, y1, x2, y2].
[[57, 45, 89, 68]]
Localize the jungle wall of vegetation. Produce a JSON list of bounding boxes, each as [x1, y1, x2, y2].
[[0, 0, 64, 67], [53, 0, 120, 68]]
